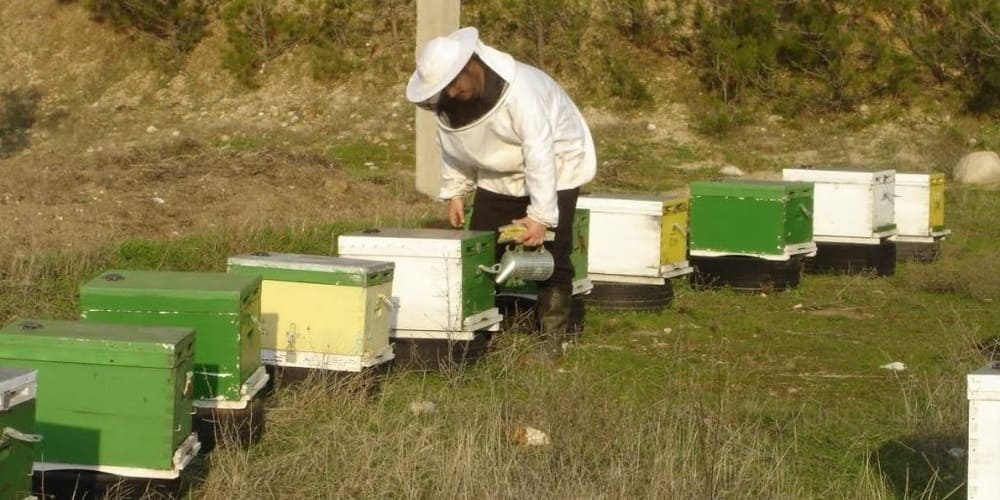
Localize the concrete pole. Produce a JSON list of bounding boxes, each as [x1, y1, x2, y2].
[[414, 0, 460, 198]]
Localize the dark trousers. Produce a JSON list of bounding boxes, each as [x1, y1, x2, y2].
[[469, 187, 579, 286]]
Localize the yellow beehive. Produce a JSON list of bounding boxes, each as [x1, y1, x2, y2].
[[227, 253, 395, 372]]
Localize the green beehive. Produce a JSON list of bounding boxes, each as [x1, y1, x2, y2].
[[0, 319, 198, 478], [0, 368, 37, 500], [689, 180, 816, 260], [80, 270, 265, 406]]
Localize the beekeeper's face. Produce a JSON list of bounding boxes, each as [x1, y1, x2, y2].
[[445, 58, 484, 101]]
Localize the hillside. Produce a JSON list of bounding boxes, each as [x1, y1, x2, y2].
[[1, 1, 984, 262]]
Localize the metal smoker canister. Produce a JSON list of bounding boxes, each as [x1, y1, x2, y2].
[[491, 245, 555, 285]]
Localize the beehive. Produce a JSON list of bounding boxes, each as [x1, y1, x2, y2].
[[80, 270, 267, 408], [337, 229, 501, 341], [578, 193, 693, 282], [689, 180, 816, 260], [227, 253, 395, 372], [0, 319, 198, 479], [968, 362, 1000, 499], [895, 172, 950, 242], [0, 368, 36, 499], [782, 167, 897, 243]]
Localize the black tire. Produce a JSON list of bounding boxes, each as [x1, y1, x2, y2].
[[895, 240, 941, 263], [496, 295, 586, 338], [390, 332, 493, 372], [193, 394, 266, 452], [33, 470, 183, 500], [804, 241, 896, 276], [584, 280, 675, 311], [690, 255, 802, 292]]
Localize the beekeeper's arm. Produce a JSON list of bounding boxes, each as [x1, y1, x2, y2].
[[509, 89, 558, 246], [438, 143, 477, 228]]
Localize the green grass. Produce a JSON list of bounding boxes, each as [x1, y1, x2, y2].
[[3, 186, 997, 499]]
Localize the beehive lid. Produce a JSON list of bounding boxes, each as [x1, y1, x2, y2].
[[228, 252, 394, 286], [969, 362, 1000, 400], [896, 172, 945, 187], [577, 193, 684, 215], [338, 228, 494, 258], [0, 367, 36, 411], [690, 180, 813, 199], [80, 269, 261, 314], [0, 318, 194, 368], [783, 166, 895, 184]]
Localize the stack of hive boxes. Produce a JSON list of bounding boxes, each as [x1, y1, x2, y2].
[[894, 172, 950, 262], [782, 167, 898, 276], [337, 229, 503, 369], [226, 252, 396, 374], [688, 180, 816, 291], [79, 270, 267, 450], [0, 319, 199, 480], [968, 362, 1000, 499], [0, 368, 37, 499], [576, 193, 692, 310]]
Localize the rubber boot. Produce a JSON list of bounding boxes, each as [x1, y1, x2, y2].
[[535, 283, 573, 359]]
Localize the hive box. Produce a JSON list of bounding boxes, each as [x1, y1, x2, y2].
[[80, 270, 267, 409], [578, 193, 693, 283], [337, 229, 502, 341], [0, 319, 199, 479], [782, 167, 897, 244], [895, 172, 951, 243], [498, 208, 594, 296], [689, 180, 817, 260], [0, 368, 36, 499], [968, 362, 1000, 499], [227, 253, 395, 372]]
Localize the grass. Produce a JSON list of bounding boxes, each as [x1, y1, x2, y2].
[[3, 183, 996, 499]]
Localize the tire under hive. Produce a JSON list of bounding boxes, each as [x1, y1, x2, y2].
[[895, 240, 941, 263], [689, 255, 802, 292], [804, 241, 896, 276], [584, 280, 675, 310], [33, 471, 187, 500], [390, 333, 493, 372], [192, 395, 266, 453]]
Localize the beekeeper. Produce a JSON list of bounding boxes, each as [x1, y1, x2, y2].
[[405, 27, 596, 358]]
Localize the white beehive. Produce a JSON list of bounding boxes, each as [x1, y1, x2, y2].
[[968, 362, 1000, 499], [576, 193, 693, 284], [337, 229, 502, 341], [782, 167, 897, 244], [895, 172, 951, 243]]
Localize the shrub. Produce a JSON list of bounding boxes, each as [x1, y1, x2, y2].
[[0, 88, 42, 158], [82, 0, 211, 62]]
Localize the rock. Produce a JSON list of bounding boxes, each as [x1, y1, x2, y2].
[[720, 165, 745, 177], [646, 123, 656, 131], [409, 400, 436, 415], [145, 125, 157, 133], [511, 426, 550, 446], [880, 361, 906, 372], [954, 151, 1000, 184]]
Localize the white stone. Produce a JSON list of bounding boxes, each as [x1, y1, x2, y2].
[[954, 151, 1000, 184], [646, 123, 656, 131], [145, 125, 157, 133], [880, 361, 906, 372], [719, 165, 745, 177]]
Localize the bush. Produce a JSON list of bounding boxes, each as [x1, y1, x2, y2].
[[82, 0, 211, 62], [0, 88, 42, 158]]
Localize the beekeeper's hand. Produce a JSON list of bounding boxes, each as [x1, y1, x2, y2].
[[511, 216, 547, 247], [448, 197, 465, 228]]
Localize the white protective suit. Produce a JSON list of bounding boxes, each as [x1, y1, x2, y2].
[[436, 42, 597, 228]]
